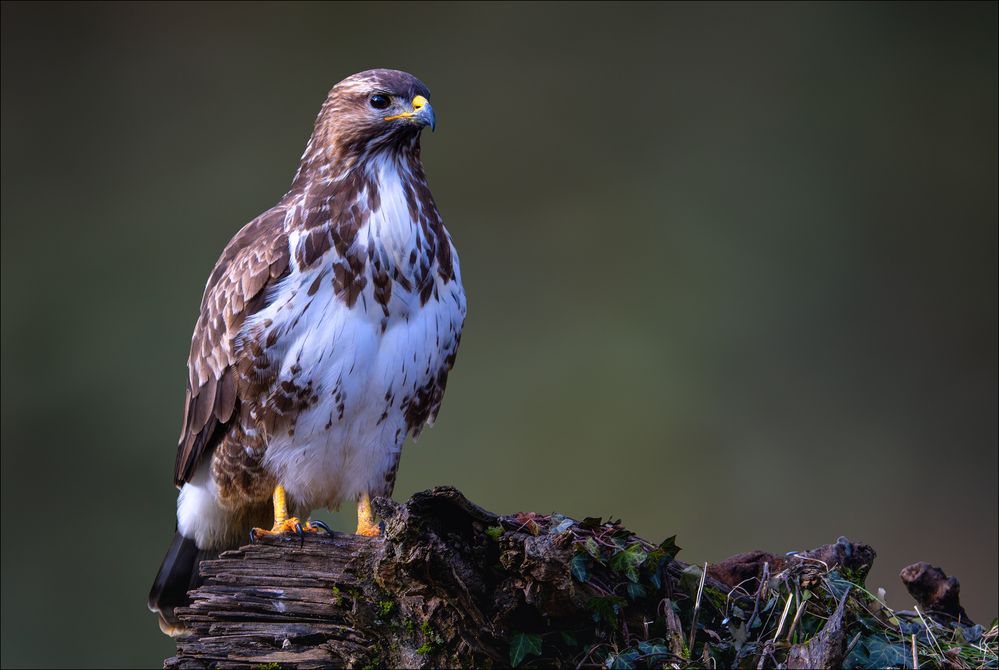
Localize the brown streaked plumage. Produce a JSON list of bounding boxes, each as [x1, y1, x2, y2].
[[149, 69, 465, 636]]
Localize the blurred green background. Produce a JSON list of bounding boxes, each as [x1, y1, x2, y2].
[[2, 2, 996, 667]]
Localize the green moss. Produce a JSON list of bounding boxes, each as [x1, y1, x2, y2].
[[377, 600, 396, 617], [255, 664, 282, 670], [485, 525, 504, 541], [412, 619, 443, 654], [400, 618, 417, 637], [701, 585, 728, 611], [839, 565, 870, 587]]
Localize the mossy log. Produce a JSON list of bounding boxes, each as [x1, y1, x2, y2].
[[163, 486, 958, 669]]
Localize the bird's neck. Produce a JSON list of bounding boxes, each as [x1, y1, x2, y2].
[[285, 139, 438, 283], [290, 134, 422, 192]]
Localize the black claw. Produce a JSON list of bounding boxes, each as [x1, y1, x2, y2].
[[309, 519, 335, 538], [249, 528, 258, 545], [295, 522, 305, 547]]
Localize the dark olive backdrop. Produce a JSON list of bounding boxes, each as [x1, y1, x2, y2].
[[2, 2, 996, 667]]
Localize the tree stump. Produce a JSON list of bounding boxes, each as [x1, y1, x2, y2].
[[164, 486, 977, 669]]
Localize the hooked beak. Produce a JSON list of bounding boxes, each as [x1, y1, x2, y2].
[[384, 94, 436, 132]]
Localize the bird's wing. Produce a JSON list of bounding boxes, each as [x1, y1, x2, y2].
[[173, 205, 290, 486]]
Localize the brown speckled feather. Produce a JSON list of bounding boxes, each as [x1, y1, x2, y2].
[[174, 206, 290, 486]]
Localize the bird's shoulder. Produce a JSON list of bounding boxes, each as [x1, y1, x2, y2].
[[189, 205, 292, 386], [174, 203, 292, 486]]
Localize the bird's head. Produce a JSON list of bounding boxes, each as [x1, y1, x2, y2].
[[312, 69, 436, 159]]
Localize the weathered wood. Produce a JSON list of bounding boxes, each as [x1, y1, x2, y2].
[[162, 487, 905, 669], [900, 561, 974, 626]]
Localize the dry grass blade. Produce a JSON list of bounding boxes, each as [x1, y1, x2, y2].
[[687, 562, 707, 656], [786, 598, 808, 642], [915, 605, 945, 659], [773, 589, 796, 642]]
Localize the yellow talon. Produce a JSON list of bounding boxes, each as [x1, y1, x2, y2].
[[254, 516, 305, 538], [251, 485, 377, 540], [356, 492, 381, 537], [251, 485, 326, 540]]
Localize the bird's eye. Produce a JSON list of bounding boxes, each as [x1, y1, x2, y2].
[[369, 94, 391, 110]]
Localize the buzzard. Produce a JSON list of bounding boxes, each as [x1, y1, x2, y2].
[[148, 69, 466, 635]]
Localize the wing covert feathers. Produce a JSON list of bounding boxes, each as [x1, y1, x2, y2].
[[173, 207, 289, 486]]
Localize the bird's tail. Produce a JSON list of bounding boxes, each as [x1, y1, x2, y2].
[[147, 532, 215, 637]]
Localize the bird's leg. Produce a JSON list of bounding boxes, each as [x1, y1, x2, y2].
[[251, 485, 301, 540], [272, 483, 289, 526], [250, 485, 333, 542], [356, 492, 381, 537]]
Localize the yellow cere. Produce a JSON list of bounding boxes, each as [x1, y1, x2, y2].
[[384, 95, 429, 121]]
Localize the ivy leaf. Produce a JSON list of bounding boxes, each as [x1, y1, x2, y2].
[[584, 537, 602, 560], [580, 516, 603, 528], [626, 582, 647, 601], [843, 643, 866, 670], [658, 535, 681, 561], [645, 536, 680, 590], [607, 650, 639, 669], [864, 637, 909, 669], [570, 553, 590, 583], [843, 635, 910, 670], [608, 543, 648, 582], [638, 640, 670, 660], [824, 570, 853, 601], [729, 620, 749, 652], [649, 569, 662, 590], [509, 632, 543, 668], [588, 595, 627, 628], [560, 631, 578, 647], [610, 528, 633, 549], [954, 623, 983, 644], [680, 564, 704, 596]]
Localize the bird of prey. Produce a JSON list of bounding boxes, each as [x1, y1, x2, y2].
[[148, 69, 466, 636]]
